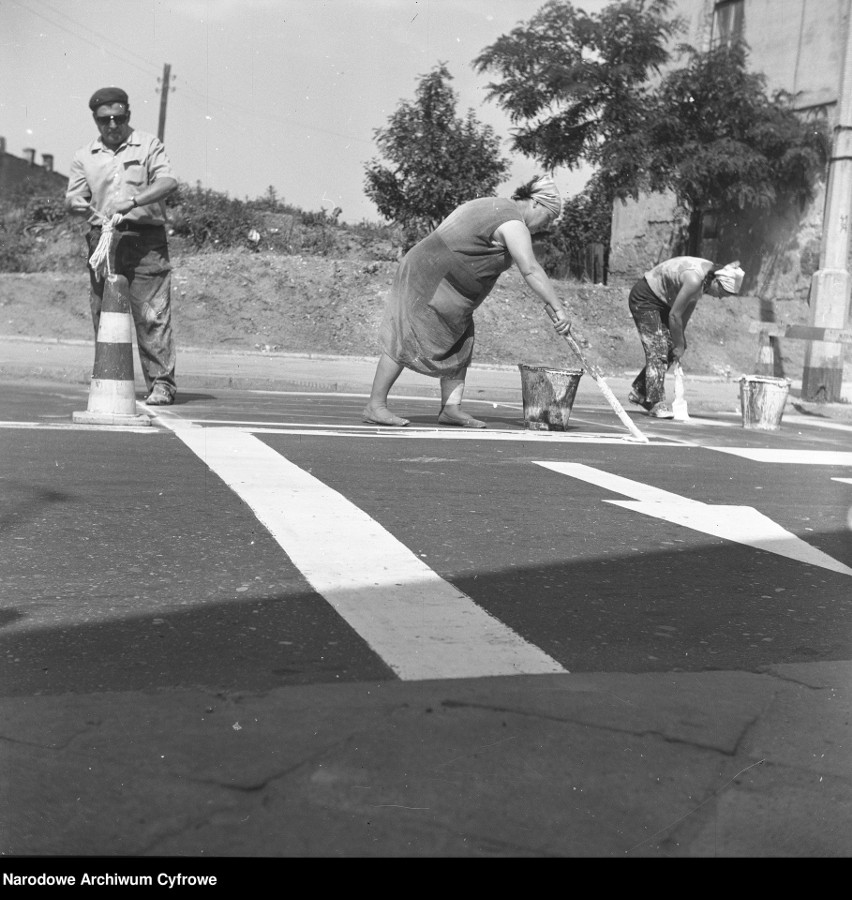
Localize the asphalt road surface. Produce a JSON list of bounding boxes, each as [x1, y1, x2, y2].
[[3, 379, 850, 694]]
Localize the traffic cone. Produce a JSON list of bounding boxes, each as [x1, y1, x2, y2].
[[73, 274, 150, 426], [754, 331, 775, 376]]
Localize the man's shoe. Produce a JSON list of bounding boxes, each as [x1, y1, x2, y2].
[[145, 385, 174, 406], [648, 402, 674, 419]]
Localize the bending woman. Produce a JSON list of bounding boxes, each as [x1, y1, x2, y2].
[[362, 174, 572, 428], [628, 257, 745, 418]]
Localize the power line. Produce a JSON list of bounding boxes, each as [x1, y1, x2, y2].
[[13, 0, 373, 147], [27, 0, 160, 75], [174, 78, 373, 145]]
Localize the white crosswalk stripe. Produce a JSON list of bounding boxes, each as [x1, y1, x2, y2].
[[167, 423, 566, 681]]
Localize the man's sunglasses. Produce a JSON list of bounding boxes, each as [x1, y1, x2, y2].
[[95, 114, 128, 126]]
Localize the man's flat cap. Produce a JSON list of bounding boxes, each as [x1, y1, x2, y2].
[[88, 87, 129, 110]]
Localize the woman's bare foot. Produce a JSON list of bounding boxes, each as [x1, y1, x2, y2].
[[437, 405, 487, 428], [362, 403, 410, 427]]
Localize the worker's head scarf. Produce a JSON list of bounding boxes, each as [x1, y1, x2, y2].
[[714, 262, 745, 294], [529, 174, 563, 218]]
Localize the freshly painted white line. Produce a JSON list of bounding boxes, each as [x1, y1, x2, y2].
[[250, 389, 520, 408], [536, 461, 852, 576], [666, 415, 741, 428], [170, 424, 565, 681], [0, 422, 156, 433], [202, 424, 676, 444], [199, 413, 640, 437], [784, 415, 852, 433], [708, 448, 852, 466], [146, 415, 678, 443], [177, 418, 428, 429], [833, 478, 852, 485]]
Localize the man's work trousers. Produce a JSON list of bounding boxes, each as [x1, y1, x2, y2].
[[86, 224, 176, 397]]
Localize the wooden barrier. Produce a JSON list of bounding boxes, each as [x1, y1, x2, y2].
[[748, 322, 852, 343], [748, 321, 852, 376]]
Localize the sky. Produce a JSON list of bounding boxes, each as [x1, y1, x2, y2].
[[1, 0, 610, 223]]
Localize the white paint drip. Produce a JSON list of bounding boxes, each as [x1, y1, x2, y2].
[[536, 461, 852, 577], [171, 425, 565, 680], [672, 362, 690, 421]]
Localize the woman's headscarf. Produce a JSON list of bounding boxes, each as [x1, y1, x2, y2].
[[529, 174, 563, 218], [714, 262, 745, 294]]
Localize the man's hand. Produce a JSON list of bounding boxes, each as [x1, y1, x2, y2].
[[114, 197, 138, 215], [672, 346, 685, 362]]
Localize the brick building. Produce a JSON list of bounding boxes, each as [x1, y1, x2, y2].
[[0, 136, 68, 197]]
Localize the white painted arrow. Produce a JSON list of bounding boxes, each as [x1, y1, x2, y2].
[[536, 461, 852, 576], [709, 448, 852, 466]]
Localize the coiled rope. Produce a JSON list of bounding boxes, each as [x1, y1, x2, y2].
[[87, 211, 125, 281]]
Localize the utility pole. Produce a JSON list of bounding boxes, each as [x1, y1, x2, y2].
[[156, 63, 173, 142], [802, 0, 852, 401]]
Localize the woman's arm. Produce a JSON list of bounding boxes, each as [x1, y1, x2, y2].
[[668, 271, 703, 359], [495, 220, 572, 334]]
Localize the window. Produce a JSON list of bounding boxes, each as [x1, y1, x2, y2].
[[714, 0, 745, 46]]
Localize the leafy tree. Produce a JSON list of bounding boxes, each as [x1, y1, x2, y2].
[[646, 40, 829, 262], [473, 0, 681, 186], [473, 0, 682, 276], [474, 0, 828, 277], [540, 174, 613, 278], [364, 63, 509, 244]]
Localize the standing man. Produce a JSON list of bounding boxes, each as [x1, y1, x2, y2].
[[66, 86, 178, 405]]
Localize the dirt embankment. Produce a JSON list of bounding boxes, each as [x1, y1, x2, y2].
[[0, 240, 824, 380]]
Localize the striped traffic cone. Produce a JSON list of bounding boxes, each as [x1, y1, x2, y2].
[[73, 274, 150, 426]]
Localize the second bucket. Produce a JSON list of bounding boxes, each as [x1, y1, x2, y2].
[[739, 375, 791, 431], [518, 364, 584, 431]]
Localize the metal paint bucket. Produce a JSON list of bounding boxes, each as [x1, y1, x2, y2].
[[518, 364, 584, 431], [739, 375, 791, 431]]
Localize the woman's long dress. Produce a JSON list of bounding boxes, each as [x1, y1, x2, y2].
[[379, 197, 523, 378]]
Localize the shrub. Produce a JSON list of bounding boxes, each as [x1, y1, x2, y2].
[[0, 181, 75, 272], [0, 178, 397, 269], [0, 224, 31, 271], [169, 182, 257, 249]]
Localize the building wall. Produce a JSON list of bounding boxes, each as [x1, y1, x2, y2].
[[746, 0, 844, 111], [0, 140, 68, 196], [608, 0, 846, 295]]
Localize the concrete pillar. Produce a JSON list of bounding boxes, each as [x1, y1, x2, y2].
[[803, 0, 852, 401]]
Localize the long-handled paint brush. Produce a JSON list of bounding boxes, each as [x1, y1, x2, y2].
[[545, 311, 649, 443]]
